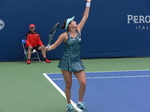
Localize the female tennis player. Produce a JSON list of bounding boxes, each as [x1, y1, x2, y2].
[[49, 0, 91, 111]]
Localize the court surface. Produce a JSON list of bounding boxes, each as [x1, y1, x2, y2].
[[44, 70, 150, 112], [1, 58, 150, 112]]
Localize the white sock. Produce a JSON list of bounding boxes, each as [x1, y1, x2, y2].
[[67, 104, 71, 106], [78, 101, 83, 104]]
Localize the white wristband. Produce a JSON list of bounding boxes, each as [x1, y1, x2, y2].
[[86, 2, 91, 7]]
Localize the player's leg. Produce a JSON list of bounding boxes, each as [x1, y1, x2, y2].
[[74, 70, 86, 102], [74, 70, 87, 111], [61, 70, 73, 104], [61, 70, 75, 112]]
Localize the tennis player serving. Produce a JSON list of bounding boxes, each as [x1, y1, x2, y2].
[[49, 0, 91, 111]]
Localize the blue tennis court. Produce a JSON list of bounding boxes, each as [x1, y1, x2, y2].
[[44, 70, 150, 112]]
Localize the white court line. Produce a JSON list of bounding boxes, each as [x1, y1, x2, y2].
[[50, 75, 150, 81], [85, 69, 150, 73], [44, 70, 150, 81], [43, 73, 82, 112], [43, 69, 150, 75]]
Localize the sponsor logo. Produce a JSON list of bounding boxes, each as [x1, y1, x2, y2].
[[127, 15, 150, 30], [70, 38, 75, 40], [0, 19, 5, 30]]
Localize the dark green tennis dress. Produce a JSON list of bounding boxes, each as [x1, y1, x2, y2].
[[58, 31, 85, 72]]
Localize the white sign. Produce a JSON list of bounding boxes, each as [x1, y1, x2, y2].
[[127, 15, 150, 30]]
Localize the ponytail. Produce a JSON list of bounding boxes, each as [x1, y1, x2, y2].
[[61, 20, 67, 29]]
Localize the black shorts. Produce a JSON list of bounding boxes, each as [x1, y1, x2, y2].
[[25, 45, 40, 51]]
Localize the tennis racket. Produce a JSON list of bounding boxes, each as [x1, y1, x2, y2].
[[47, 22, 59, 48]]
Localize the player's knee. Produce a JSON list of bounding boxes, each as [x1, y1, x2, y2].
[[80, 82, 86, 87], [66, 82, 72, 89]]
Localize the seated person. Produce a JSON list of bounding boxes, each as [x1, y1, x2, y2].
[[25, 24, 51, 64]]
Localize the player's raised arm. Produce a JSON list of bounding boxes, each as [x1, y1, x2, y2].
[[77, 0, 91, 32]]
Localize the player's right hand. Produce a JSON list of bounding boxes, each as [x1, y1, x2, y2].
[[46, 46, 51, 52]]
